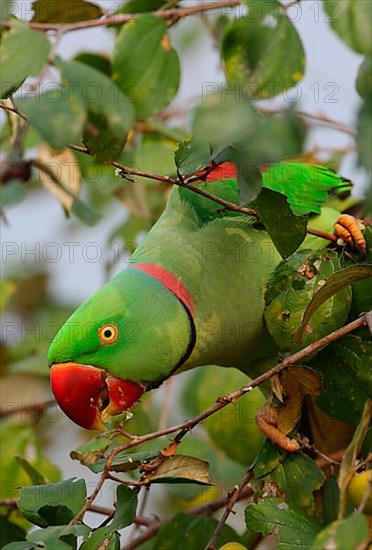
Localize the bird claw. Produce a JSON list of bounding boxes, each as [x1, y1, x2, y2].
[[333, 214, 366, 260]]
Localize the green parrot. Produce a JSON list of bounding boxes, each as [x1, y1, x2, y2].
[[48, 162, 359, 431]]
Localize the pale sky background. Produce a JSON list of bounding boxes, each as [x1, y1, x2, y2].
[[1, 0, 367, 529]]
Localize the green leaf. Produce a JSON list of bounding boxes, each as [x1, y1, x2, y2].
[[356, 98, 372, 173], [80, 528, 120, 550], [15, 88, 86, 150], [18, 478, 86, 527], [119, 0, 167, 13], [322, 475, 341, 525], [245, 497, 320, 549], [71, 433, 161, 474], [349, 227, 372, 316], [252, 188, 308, 258], [31, 0, 103, 23], [222, 1, 305, 100], [312, 336, 372, 424], [237, 160, 262, 204], [253, 440, 285, 478], [143, 455, 211, 485], [27, 525, 90, 549], [264, 453, 325, 516], [69, 434, 112, 470], [324, 0, 372, 56], [356, 57, 372, 99], [113, 16, 180, 119], [15, 457, 47, 486], [0, 516, 27, 549], [175, 138, 213, 178], [0, 20, 50, 98], [153, 513, 243, 549], [135, 139, 177, 181], [70, 198, 102, 226], [0, 422, 60, 504], [192, 91, 256, 151], [61, 61, 135, 162], [74, 52, 112, 76], [2, 543, 35, 550], [297, 264, 372, 342], [248, 110, 306, 166], [265, 250, 352, 351], [0, 181, 26, 208], [311, 512, 369, 550], [109, 484, 138, 531], [146, 117, 187, 142]]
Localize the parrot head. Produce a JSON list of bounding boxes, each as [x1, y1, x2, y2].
[[48, 265, 195, 429]]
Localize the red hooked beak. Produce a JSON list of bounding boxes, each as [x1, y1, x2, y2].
[[50, 363, 144, 430]]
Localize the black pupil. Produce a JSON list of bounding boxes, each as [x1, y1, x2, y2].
[[104, 329, 113, 338]]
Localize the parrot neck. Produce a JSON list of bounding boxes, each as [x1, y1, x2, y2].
[[129, 262, 195, 318], [128, 262, 197, 387]]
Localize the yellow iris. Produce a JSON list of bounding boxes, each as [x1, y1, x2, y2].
[[98, 324, 119, 344]]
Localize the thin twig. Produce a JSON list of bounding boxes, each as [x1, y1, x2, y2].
[[298, 437, 343, 467], [297, 111, 356, 137], [69, 471, 109, 525], [87, 504, 114, 516], [107, 473, 143, 487], [0, 103, 27, 121], [204, 469, 253, 550]]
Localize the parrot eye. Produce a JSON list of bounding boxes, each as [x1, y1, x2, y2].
[[98, 324, 119, 344]]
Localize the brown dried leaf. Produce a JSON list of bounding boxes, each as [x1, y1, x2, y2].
[[161, 440, 178, 458], [276, 368, 322, 435], [256, 403, 300, 453], [142, 454, 211, 485], [271, 375, 284, 403], [257, 367, 322, 452], [292, 366, 323, 397]]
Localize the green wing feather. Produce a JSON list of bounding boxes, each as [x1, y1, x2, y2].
[[262, 163, 352, 215], [178, 162, 352, 222]]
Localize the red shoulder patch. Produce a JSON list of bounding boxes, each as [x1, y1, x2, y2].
[[206, 162, 237, 182]]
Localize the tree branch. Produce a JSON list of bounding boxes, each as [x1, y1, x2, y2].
[[68, 144, 338, 243], [0, 2, 243, 32], [69, 471, 109, 525], [105, 313, 369, 473]]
